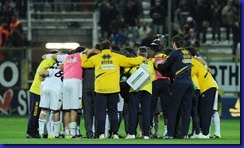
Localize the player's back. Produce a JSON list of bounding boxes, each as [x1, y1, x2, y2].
[[44, 68, 63, 89]]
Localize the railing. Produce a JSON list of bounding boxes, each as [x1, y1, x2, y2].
[[29, 1, 95, 12], [26, 0, 98, 46], [195, 45, 240, 63]]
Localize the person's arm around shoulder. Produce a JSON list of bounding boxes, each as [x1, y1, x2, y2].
[[42, 53, 66, 62], [148, 60, 156, 82], [193, 56, 207, 66], [42, 54, 56, 60], [38, 58, 56, 73], [154, 51, 176, 73], [81, 48, 96, 68], [39, 69, 49, 81], [118, 54, 145, 68]]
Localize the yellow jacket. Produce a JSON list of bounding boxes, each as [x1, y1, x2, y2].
[[129, 60, 155, 94], [191, 58, 218, 94], [82, 49, 144, 93], [30, 58, 56, 95]]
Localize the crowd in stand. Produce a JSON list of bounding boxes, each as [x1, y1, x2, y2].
[[0, 0, 30, 60], [0, 0, 29, 48], [0, 0, 240, 55], [97, 0, 240, 56]]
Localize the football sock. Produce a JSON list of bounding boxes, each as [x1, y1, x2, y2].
[[164, 125, 167, 136], [69, 122, 77, 136], [53, 121, 61, 137], [38, 119, 46, 137], [213, 112, 221, 136]]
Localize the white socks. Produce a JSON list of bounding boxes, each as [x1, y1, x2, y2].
[[46, 112, 51, 135], [76, 126, 80, 136], [65, 128, 70, 136], [38, 119, 46, 137], [69, 122, 77, 136], [164, 125, 168, 136], [105, 114, 109, 138], [212, 112, 221, 136], [53, 121, 61, 137]]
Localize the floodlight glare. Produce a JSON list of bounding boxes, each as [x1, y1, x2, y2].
[[45, 42, 80, 49]]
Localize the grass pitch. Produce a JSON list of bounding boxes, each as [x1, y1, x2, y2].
[[0, 116, 240, 144]]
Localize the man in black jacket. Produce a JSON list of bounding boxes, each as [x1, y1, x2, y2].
[[154, 35, 193, 139]]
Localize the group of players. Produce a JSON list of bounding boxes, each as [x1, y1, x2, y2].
[[25, 34, 221, 140]]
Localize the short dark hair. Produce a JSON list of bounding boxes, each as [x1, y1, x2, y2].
[[112, 45, 121, 51], [164, 48, 173, 55], [68, 46, 85, 54], [186, 46, 199, 56], [172, 35, 184, 48], [75, 46, 86, 53], [49, 50, 59, 54], [95, 43, 101, 51], [100, 40, 112, 50]]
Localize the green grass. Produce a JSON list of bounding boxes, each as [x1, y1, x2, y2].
[[0, 116, 240, 144]]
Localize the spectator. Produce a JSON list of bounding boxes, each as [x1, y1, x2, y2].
[[2, 0, 15, 26], [8, 27, 30, 47], [9, 15, 22, 34], [109, 15, 127, 37], [123, 0, 140, 42], [210, 0, 223, 43], [99, 30, 112, 43], [113, 28, 126, 48], [107, 2, 119, 30], [191, 0, 211, 43], [150, 0, 166, 7], [175, 0, 190, 28], [182, 16, 195, 35], [0, 23, 10, 60], [16, 0, 27, 18], [185, 28, 200, 47], [231, 2, 240, 58], [138, 22, 152, 42], [98, 0, 109, 38], [222, 0, 238, 43], [149, 0, 167, 35]]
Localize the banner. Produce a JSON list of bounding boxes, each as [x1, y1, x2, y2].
[[0, 61, 21, 88], [221, 98, 240, 119], [209, 62, 240, 92], [0, 88, 29, 115]]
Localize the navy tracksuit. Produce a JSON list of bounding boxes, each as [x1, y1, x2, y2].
[[199, 88, 217, 135], [26, 92, 41, 137], [156, 49, 194, 137], [191, 89, 201, 134], [128, 91, 151, 137], [95, 93, 119, 136], [150, 79, 171, 128]]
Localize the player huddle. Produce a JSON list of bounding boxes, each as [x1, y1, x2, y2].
[[26, 34, 221, 140]]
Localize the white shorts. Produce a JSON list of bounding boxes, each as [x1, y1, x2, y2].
[[213, 90, 218, 111], [62, 79, 82, 110], [40, 85, 62, 111]]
